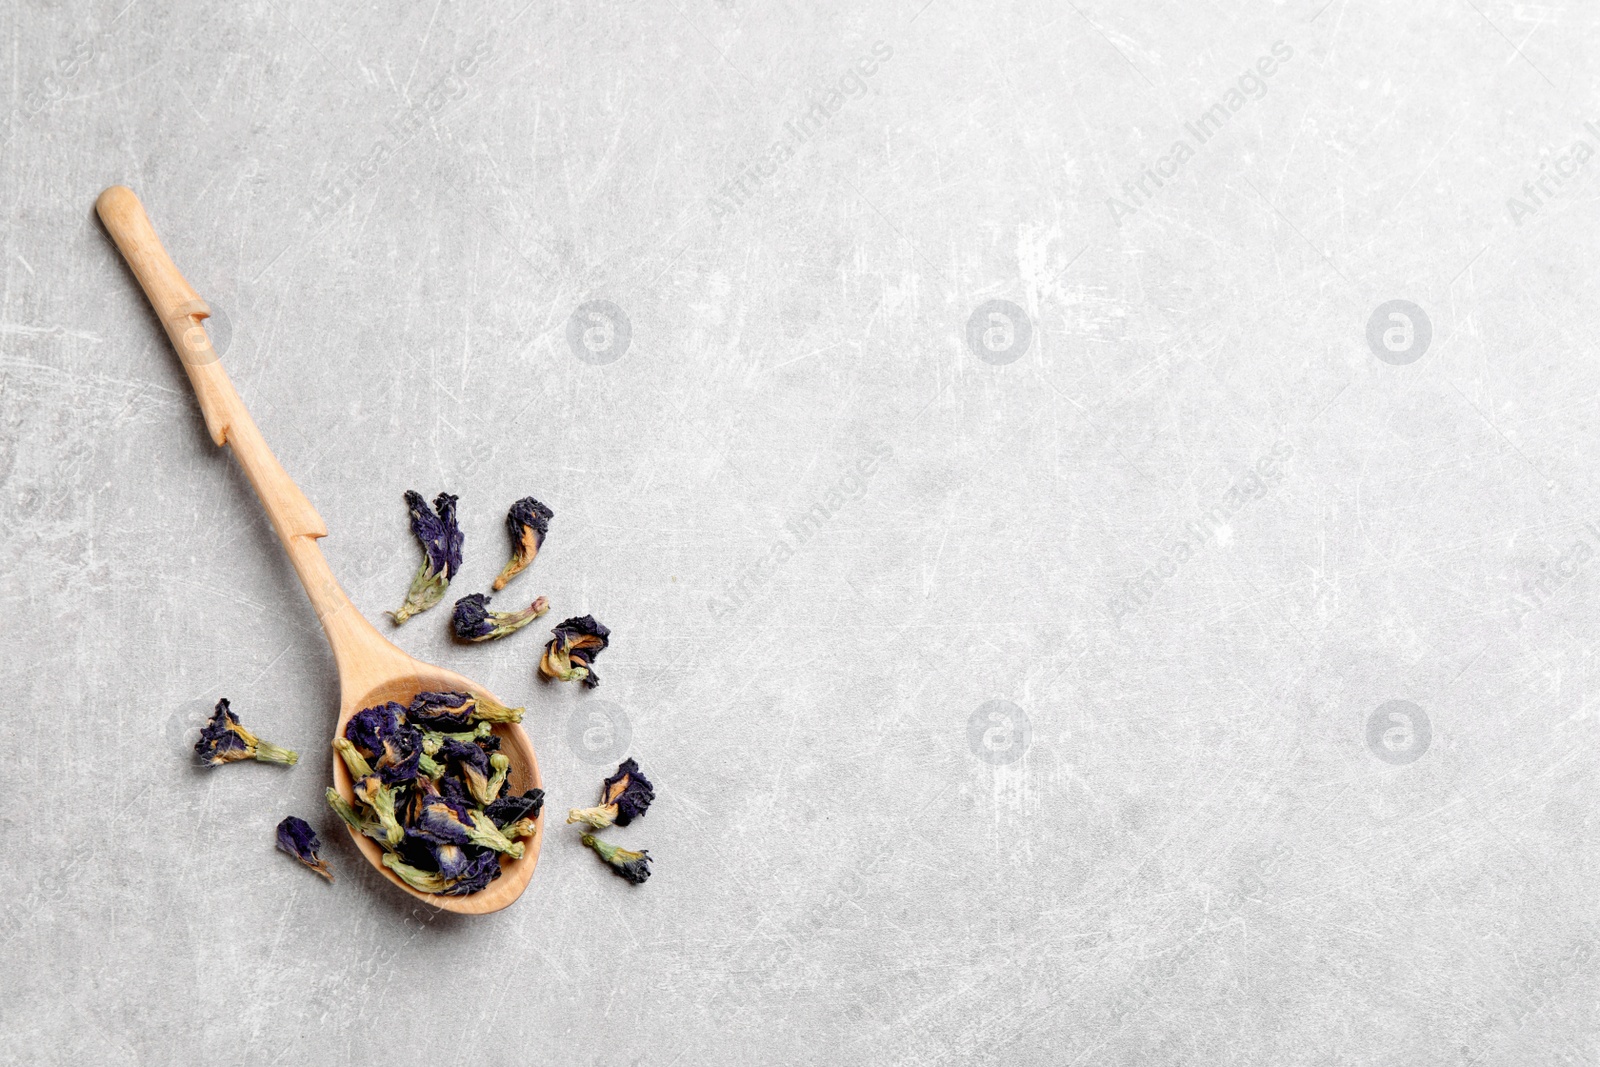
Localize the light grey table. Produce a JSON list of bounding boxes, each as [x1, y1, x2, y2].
[[4, 0, 1598, 1063]]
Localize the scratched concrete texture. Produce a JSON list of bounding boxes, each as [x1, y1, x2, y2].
[[3, 0, 1600, 1063]]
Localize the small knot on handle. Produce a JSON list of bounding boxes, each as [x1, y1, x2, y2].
[[164, 298, 217, 367]]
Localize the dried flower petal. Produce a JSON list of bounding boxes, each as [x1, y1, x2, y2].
[[407, 690, 475, 730], [408, 690, 524, 729], [568, 757, 654, 829], [538, 615, 611, 688], [441, 850, 504, 896], [382, 850, 502, 896], [438, 773, 474, 810], [440, 740, 491, 803], [195, 698, 298, 767], [344, 702, 421, 785], [429, 842, 475, 881], [492, 497, 553, 591], [388, 491, 463, 624], [410, 791, 476, 846], [581, 833, 651, 884], [275, 816, 333, 882], [486, 788, 544, 828], [451, 593, 551, 642]]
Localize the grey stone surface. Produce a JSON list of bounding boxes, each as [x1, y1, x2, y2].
[[3, 0, 1599, 1063]]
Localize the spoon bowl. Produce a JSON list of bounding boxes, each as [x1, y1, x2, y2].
[[97, 185, 540, 913], [331, 663, 542, 914]]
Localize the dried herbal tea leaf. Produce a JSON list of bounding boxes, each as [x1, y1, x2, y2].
[[275, 816, 333, 882], [195, 698, 298, 767], [492, 496, 553, 591], [538, 615, 611, 688], [568, 757, 654, 829], [388, 491, 463, 625], [581, 833, 651, 884], [451, 593, 550, 642]]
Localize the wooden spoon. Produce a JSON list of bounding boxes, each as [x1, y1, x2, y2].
[[96, 185, 541, 914]]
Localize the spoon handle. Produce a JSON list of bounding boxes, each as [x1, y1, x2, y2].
[[96, 185, 396, 670]]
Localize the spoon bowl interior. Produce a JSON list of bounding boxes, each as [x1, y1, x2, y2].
[[331, 664, 543, 915]]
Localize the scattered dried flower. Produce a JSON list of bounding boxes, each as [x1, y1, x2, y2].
[[451, 593, 550, 642], [275, 816, 333, 882], [492, 496, 553, 591], [195, 698, 299, 767], [538, 615, 611, 688], [388, 491, 463, 625], [567, 758, 654, 829], [581, 833, 651, 884]]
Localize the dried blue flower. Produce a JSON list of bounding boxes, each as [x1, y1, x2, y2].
[[382, 849, 502, 896], [437, 741, 509, 805], [429, 842, 475, 881], [407, 690, 475, 730], [567, 757, 654, 829], [446, 849, 504, 895], [451, 593, 550, 642], [492, 496, 554, 591], [388, 491, 463, 625], [275, 816, 333, 882], [538, 615, 610, 688], [440, 739, 490, 799], [410, 790, 476, 846], [407, 690, 524, 729], [334, 738, 404, 846], [581, 833, 651, 884], [438, 773, 474, 810], [344, 702, 421, 785], [486, 788, 545, 828], [195, 698, 298, 767]]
